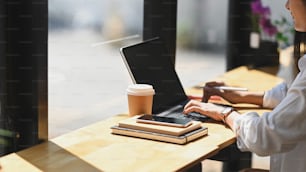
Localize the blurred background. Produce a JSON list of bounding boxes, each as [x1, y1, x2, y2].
[[48, 0, 232, 137], [48, 0, 292, 137]]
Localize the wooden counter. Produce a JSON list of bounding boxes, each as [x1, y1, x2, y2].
[[0, 66, 283, 172]]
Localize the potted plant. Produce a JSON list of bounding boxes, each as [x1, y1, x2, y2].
[[248, 0, 294, 67]]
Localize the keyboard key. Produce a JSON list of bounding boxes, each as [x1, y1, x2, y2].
[[187, 112, 209, 122]]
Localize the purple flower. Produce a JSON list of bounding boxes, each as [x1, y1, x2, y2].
[[250, 0, 277, 37], [251, 0, 271, 16], [259, 17, 278, 36]]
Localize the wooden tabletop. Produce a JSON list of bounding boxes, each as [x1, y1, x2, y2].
[[0, 66, 283, 172]]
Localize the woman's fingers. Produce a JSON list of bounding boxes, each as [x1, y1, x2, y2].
[[183, 101, 225, 121], [184, 105, 202, 114], [201, 81, 226, 103], [202, 86, 223, 102], [184, 100, 201, 110], [184, 100, 212, 118], [205, 81, 225, 87]]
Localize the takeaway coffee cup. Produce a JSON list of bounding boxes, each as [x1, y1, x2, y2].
[[127, 84, 155, 116]]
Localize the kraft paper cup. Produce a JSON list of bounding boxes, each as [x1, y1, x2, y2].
[[127, 84, 155, 116]]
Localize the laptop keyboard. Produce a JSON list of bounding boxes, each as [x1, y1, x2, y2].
[[186, 112, 209, 122], [156, 103, 210, 122]]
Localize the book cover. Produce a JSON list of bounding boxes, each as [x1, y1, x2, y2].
[[111, 125, 208, 145], [118, 116, 202, 136]]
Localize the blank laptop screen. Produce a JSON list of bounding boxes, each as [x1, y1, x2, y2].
[[120, 38, 188, 114]]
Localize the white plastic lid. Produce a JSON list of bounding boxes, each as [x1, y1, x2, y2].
[[127, 84, 155, 96]]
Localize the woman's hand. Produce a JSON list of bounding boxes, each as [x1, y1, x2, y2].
[[202, 81, 264, 106], [202, 81, 245, 104], [202, 81, 225, 102], [183, 100, 225, 122]]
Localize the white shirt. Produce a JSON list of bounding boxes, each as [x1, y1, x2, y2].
[[234, 54, 306, 172]]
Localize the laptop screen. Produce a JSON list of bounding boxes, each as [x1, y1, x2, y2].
[[120, 38, 188, 114]]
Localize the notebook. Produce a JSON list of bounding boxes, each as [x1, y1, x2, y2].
[[111, 125, 208, 145], [119, 37, 209, 122]]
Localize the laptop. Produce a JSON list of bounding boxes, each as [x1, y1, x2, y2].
[[120, 37, 209, 122]]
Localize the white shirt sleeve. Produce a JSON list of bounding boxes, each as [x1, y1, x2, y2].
[[234, 55, 306, 156], [263, 82, 288, 109]]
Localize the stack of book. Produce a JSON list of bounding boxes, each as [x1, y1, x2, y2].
[[111, 116, 208, 144]]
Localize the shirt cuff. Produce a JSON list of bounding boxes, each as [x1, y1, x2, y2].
[[233, 112, 260, 151]]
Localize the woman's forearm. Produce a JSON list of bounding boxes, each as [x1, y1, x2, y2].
[[236, 91, 264, 106]]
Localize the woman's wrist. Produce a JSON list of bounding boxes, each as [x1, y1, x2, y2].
[[224, 111, 240, 130], [220, 107, 234, 123]]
